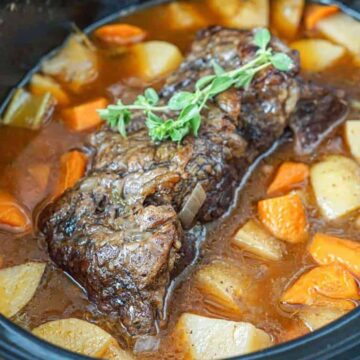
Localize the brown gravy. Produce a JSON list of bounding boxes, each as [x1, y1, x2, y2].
[[1, 1, 360, 358]]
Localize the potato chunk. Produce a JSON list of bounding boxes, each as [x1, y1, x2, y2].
[[32, 318, 133, 359], [233, 220, 284, 261], [175, 313, 272, 360], [298, 306, 347, 331], [208, 0, 269, 29], [271, 0, 304, 39], [167, 2, 206, 30], [30, 74, 70, 106], [317, 13, 360, 55], [0, 262, 46, 318], [344, 120, 360, 161], [291, 39, 345, 72], [194, 261, 250, 316], [132, 41, 183, 80], [310, 155, 360, 220]]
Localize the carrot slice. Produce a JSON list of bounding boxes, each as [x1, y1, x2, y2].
[[309, 233, 360, 277], [281, 265, 359, 310], [258, 193, 308, 243], [55, 151, 87, 197], [305, 4, 339, 30], [61, 98, 108, 131], [267, 162, 309, 195], [0, 192, 30, 230], [94, 24, 147, 45]]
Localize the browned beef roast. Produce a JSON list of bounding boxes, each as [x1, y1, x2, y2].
[[39, 27, 347, 336]]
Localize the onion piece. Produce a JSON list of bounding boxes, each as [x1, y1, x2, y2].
[[133, 336, 160, 353], [179, 183, 206, 229]]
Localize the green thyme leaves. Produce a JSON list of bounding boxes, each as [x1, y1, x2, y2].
[[98, 28, 294, 143]]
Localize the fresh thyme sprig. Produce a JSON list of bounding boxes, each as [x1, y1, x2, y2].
[[98, 28, 294, 142]]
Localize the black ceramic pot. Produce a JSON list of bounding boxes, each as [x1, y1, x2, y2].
[[1, 1, 360, 359]]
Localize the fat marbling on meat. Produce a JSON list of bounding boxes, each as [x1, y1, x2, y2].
[[39, 27, 347, 336]]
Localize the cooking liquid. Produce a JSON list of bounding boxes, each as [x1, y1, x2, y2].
[[1, 1, 360, 358]]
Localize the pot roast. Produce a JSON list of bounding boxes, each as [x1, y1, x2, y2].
[[39, 27, 347, 336]]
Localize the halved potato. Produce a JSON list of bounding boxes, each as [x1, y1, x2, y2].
[[0, 262, 46, 318], [233, 220, 284, 261], [298, 306, 347, 331], [194, 261, 250, 316], [344, 120, 360, 161], [174, 313, 272, 360], [167, 2, 206, 30], [317, 13, 360, 55], [208, 0, 269, 29], [32, 318, 133, 359], [291, 39, 345, 72], [132, 41, 183, 81], [271, 0, 304, 39], [310, 155, 360, 220]]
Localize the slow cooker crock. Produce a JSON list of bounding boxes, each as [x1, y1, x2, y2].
[[1, 1, 360, 359]]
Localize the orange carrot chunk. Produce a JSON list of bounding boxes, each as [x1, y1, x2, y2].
[[305, 4, 339, 30], [267, 162, 309, 195], [94, 24, 147, 45], [61, 98, 108, 131], [258, 193, 308, 243], [309, 233, 360, 277], [0, 192, 30, 230], [55, 151, 87, 197], [281, 264, 359, 310]]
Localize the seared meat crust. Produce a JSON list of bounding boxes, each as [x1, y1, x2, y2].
[[40, 27, 347, 336]]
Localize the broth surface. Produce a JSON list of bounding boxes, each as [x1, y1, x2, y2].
[[1, 1, 360, 359]]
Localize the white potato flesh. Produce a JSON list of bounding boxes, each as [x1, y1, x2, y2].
[[167, 2, 206, 30], [291, 39, 345, 72], [132, 41, 183, 80], [175, 313, 272, 360], [208, 0, 269, 29], [32, 318, 133, 359], [317, 13, 360, 55], [194, 261, 250, 316], [0, 262, 46, 318], [310, 155, 360, 220], [233, 220, 284, 261], [298, 307, 347, 331], [344, 120, 360, 161]]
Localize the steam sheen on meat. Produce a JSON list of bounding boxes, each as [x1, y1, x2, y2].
[[40, 27, 347, 336]]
